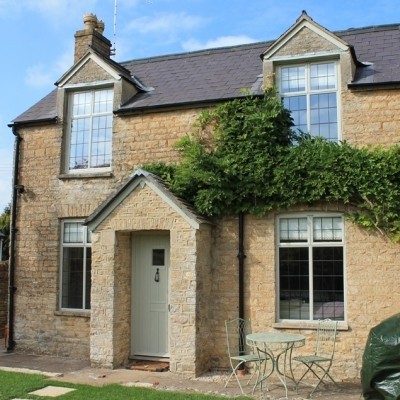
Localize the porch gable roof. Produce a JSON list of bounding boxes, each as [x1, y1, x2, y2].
[[85, 169, 211, 231]]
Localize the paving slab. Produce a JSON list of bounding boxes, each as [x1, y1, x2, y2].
[[29, 386, 76, 397]]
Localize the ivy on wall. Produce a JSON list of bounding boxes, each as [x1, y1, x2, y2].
[[144, 89, 400, 241]]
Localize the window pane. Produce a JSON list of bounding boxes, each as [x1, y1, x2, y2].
[[63, 222, 83, 243], [278, 215, 344, 322], [72, 92, 92, 116], [281, 66, 305, 93], [153, 249, 165, 266], [280, 218, 308, 242], [310, 63, 336, 90], [313, 217, 343, 241], [69, 89, 113, 171], [281, 62, 338, 141], [69, 117, 90, 170], [61, 223, 91, 310], [313, 247, 344, 320], [62, 247, 84, 308], [284, 95, 308, 132], [85, 248, 92, 310], [94, 89, 113, 113], [310, 93, 338, 141], [279, 247, 310, 320], [91, 115, 112, 168]]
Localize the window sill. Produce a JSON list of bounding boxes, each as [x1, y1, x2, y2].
[[54, 310, 90, 318], [273, 321, 349, 331], [58, 172, 113, 180]]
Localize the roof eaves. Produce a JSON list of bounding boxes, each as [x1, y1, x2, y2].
[[348, 80, 400, 89], [8, 117, 58, 128], [115, 94, 264, 116]]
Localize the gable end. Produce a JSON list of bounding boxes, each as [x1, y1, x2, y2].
[[273, 26, 342, 59], [66, 58, 116, 86]]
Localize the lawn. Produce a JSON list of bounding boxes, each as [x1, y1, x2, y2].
[[0, 370, 250, 399]]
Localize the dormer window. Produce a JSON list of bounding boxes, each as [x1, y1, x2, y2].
[[279, 61, 339, 141], [67, 88, 113, 172]]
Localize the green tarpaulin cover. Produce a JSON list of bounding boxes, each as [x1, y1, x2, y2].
[[361, 313, 400, 400]]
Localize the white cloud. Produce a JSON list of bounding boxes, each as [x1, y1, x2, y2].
[[25, 47, 74, 88], [0, 0, 98, 24], [126, 12, 206, 34], [0, 147, 13, 211], [182, 35, 258, 52], [25, 65, 55, 88]]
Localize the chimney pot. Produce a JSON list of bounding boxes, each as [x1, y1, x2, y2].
[[96, 20, 105, 34], [83, 13, 98, 30]]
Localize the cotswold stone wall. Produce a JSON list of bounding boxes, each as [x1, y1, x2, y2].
[[342, 88, 400, 147], [208, 210, 400, 381], [13, 107, 200, 360], [0, 261, 7, 340]]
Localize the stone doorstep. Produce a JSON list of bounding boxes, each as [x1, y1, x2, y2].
[[28, 386, 76, 397], [126, 360, 169, 372]]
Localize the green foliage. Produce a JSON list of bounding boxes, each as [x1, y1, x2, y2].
[[144, 91, 400, 241], [147, 89, 297, 215], [0, 371, 245, 400], [0, 370, 46, 399], [0, 203, 10, 260]]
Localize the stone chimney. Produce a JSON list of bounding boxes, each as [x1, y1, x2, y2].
[[74, 13, 112, 63]]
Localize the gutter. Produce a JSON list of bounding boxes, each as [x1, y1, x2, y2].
[[7, 126, 22, 352], [348, 80, 400, 90], [115, 94, 263, 117]]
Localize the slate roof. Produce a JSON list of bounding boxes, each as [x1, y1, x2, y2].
[[338, 24, 400, 85], [118, 42, 267, 112], [11, 23, 400, 125]]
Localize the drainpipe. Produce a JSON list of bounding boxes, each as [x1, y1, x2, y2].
[[237, 212, 246, 359], [7, 126, 22, 352], [237, 212, 245, 320]]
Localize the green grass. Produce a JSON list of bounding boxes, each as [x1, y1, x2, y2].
[[0, 370, 250, 400]]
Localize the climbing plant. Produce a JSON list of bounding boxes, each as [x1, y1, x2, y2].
[[144, 90, 400, 241]]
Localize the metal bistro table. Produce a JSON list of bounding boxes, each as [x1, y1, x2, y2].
[[246, 332, 305, 397]]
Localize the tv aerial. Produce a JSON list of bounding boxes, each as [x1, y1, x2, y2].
[[110, 0, 153, 58]]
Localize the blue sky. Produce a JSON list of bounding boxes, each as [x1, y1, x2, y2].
[[0, 0, 399, 211]]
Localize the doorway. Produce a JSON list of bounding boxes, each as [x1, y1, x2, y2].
[[131, 232, 170, 358]]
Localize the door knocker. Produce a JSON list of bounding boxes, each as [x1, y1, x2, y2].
[[154, 268, 160, 282]]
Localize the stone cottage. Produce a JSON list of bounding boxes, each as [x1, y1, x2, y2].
[[7, 11, 400, 380]]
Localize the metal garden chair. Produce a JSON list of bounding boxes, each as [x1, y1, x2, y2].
[[293, 318, 339, 397], [224, 318, 268, 394]]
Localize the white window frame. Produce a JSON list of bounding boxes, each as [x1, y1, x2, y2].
[[276, 212, 346, 323], [278, 61, 341, 142], [65, 87, 114, 174], [60, 220, 91, 311]]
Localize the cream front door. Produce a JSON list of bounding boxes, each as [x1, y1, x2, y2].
[[132, 233, 170, 357]]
